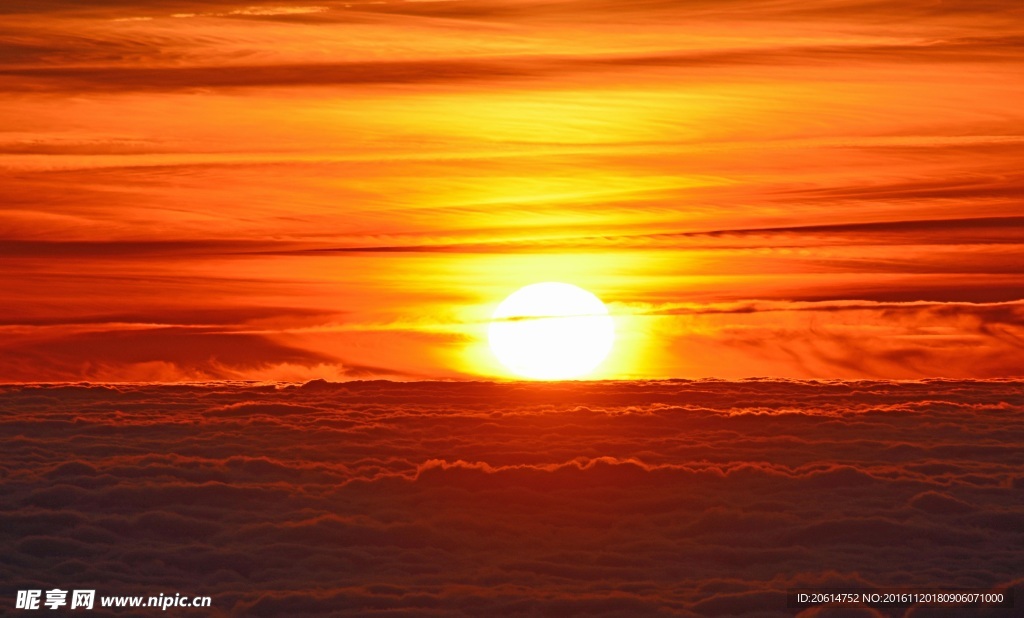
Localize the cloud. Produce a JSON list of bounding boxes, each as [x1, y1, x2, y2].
[[0, 239, 272, 259], [0, 58, 537, 93], [295, 215, 1024, 253], [0, 326, 396, 381], [5, 34, 1024, 93], [1, 380, 1021, 615]]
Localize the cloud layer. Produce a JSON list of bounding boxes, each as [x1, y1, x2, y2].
[[2, 380, 1022, 615]]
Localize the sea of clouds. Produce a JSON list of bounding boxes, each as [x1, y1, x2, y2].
[[2, 379, 1022, 616]]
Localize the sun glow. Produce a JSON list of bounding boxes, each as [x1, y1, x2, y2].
[[488, 282, 615, 380]]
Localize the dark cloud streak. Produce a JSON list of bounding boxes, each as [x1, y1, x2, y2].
[[292, 215, 1024, 253], [3, 35, 1022, 92]]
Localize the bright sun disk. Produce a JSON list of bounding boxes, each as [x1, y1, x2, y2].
[[488, 282, 615, 380]]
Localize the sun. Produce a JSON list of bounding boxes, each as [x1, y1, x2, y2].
[[488, 282, 615, 380]]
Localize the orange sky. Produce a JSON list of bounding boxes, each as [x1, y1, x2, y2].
[[1, 0, 1022, 381]]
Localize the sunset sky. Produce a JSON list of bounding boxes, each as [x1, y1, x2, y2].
[[2, 0, 1022, 382], [3, 6, 1024, 614]]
